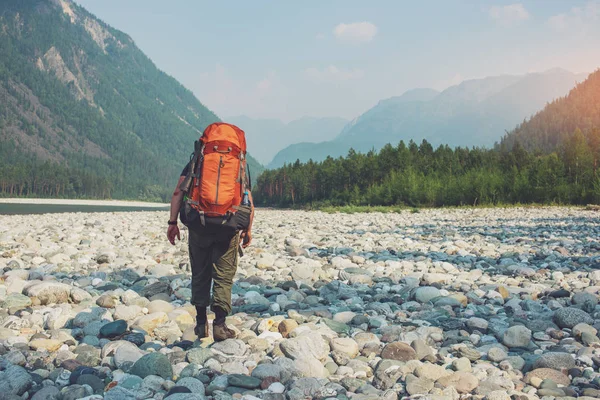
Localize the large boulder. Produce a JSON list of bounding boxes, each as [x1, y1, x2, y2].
[[133, 312, 168, 334], [130, 353, 173, 379], [502, 326, 531, 348], [0, 365, 33, 396], [381, 342, 417, 361], [525, 368, 570, 386], [553, 307, 594, 329], [438, 372, 479, 394], [279, 332, 330, 361], [23, 281, 72, 305]]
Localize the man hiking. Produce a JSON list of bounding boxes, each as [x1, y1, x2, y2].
[[166, 122, 254, 342]]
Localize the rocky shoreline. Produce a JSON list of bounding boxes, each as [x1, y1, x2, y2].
[[1, 207, 600, 400], [0, 199, 168, 208]]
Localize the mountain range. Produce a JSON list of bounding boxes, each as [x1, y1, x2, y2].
[[269, 69, 588, 169], [226, 116, 348, 165], [0, 0, 262, 200], [257, 68, 600, 208]]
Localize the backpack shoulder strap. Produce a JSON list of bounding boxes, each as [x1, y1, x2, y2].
[[179, 141, 204, 192], [246, 162, 252, 191]]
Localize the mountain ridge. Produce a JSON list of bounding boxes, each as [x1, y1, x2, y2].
[[0, 0, 262, 200], [269, 69, 588, 168], [226, 115, 348, 165], [501, 68, 600, 152]]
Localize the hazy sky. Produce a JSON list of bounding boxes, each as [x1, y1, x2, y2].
[[75, 0, 600, 122]]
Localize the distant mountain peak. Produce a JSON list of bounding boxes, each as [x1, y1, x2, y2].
[[399, 87, 440, 101], [226, 116, 348, 165], [538, 67, 573, 75], [378, 88, 440, 106], [269, 70, 587, 168], [226, 115, 347, 126]]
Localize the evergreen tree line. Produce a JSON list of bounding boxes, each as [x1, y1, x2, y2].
[[0, 161, 111, 199], [255, 128, 600, 208]]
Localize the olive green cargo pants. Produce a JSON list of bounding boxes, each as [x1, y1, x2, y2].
[[188, 228, 239, 315]]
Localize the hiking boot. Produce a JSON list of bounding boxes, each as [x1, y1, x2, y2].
[[213, 323, 236, 341], [194, 323, 209, 339]]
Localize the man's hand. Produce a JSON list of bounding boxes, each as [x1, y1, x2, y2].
[[241, 230, 252, 248], [167, 224, 180, 245]]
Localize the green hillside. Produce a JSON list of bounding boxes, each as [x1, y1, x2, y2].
[[0, 0, 262, 201], [501, 69, 600, 153]]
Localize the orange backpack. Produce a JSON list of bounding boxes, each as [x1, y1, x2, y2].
[[180, 123, 251, 229]]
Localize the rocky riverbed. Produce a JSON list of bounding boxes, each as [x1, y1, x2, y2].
[[1, 207, 600, 400]]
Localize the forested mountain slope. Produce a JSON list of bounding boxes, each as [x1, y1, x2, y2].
[[0, 0, 262, 200], [501, 69, 600, 152]]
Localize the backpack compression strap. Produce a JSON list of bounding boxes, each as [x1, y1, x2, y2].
[[203, 141, 242, 157]]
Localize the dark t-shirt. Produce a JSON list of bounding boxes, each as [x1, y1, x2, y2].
[[181, 163, 190, 177]]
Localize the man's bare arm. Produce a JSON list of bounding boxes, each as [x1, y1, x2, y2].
[[167, 176, 185, 245], [248, 190, 255, 229], [170, 176, 186, 222], [241, 190, 255, 248]]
